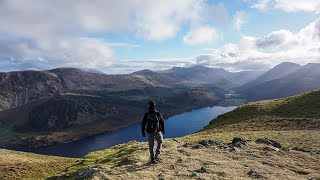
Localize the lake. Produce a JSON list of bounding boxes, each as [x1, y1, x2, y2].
[[19, 106, 236, 157]]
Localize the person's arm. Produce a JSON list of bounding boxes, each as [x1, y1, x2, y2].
[[141, 113, 148, 137], [158, 112, 165, 134]]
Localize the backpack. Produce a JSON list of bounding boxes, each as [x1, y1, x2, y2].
[[146, 111, 159, 134]]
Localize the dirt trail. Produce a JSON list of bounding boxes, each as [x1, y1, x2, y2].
[[92, 139, 320, 180]]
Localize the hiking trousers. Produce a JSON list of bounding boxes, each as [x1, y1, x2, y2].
[[147, 131, 163, 159]]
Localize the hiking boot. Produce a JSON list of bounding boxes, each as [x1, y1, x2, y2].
[[155, 155, 161, 162], [150, 158, 156, 164]]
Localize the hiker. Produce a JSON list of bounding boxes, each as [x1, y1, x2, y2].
[[141, 101, 165, 163]]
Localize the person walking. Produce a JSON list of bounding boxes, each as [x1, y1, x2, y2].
[[141, 101, 165, 164]]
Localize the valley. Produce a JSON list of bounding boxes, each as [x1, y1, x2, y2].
[[1, 62, 320, 149]]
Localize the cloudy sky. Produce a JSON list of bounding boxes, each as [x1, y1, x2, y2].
[[0, 0, 319, 73]]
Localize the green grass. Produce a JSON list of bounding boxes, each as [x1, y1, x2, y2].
[[59, 141, 146, 178], [208, 90, 320, 128], [0, 128, 32, 144]]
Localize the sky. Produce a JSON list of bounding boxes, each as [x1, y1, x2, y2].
[[0, 0, 319, 74]]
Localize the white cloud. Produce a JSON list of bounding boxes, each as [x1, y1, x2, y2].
[[195, 18, 320, 71], [0, 36, 115, 70], [134, 0, 208, 41], [108, 58, 197, 74], [183, 26, 219, 45], [252, 0, 320, 13], [251, 0, 272, 10], [233, 11, 247, 31], [0, 0, 222, 71], [0, 0, 216, 41]]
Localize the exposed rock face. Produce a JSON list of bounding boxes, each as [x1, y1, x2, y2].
[[0, 70, 63, 111], [28, 96, 115, 131]]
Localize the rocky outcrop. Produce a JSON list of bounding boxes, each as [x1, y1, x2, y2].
[[0, 70, 63, 111], [255, 138, 282, 148]]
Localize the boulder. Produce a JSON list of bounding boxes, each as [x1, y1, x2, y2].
[[196, 167, 209, 173], [231, 137, 246, 148], [191, 171, 200, 177], [78, 167, 100, 179], [255, 138, 282, 148], [199, 140, 211, 147], [199, 139, 225, 147], [247, 169, 267, 178], [263, 146, 280, 152]]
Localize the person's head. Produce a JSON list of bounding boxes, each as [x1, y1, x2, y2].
[[148, 101, 156, 108]]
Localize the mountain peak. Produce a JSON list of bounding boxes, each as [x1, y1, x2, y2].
[[274, 62, 301, 68]]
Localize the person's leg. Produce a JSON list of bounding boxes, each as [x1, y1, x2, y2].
[[147, 133, 155, 160], [155, 131, 163, 158]]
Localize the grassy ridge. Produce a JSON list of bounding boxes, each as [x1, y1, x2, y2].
[[207, 90, 320, 128]]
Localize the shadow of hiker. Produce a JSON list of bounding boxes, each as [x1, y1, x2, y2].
[[125, 160, 155, 173]]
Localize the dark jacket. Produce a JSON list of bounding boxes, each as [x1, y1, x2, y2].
[[141, 107, 164, 134]]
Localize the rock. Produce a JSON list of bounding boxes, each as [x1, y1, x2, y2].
[[176, 171, 185, 176], [231, 137, 246, 148], [172, 139, 182, 143], [194, 144, 206, 149], [78, 167, 100, 179], [255, 138, 282, 148], [158, 173, 165, 180], [177, 157, 183, 163], [293, 147, 311, 153], [199, 140, 211, 147], [233, 141, 245, 148], [247, 169, 267, 178], [308, 177, 320, 180], [232, 137, 246, 144], [230, 146, 241, 152], [196, 167, 209, 173], [183, 142, 192, 147], [191, 172, 200, 177], [199, 139, 225, 147], [263, 146, 280, 151]]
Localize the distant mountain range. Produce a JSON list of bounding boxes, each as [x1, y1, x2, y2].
[[236, 62, 320, 101], [1, 62, 320, 148]]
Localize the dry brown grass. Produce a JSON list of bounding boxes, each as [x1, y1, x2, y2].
[[0, 149, 77, 180], [88, 139, 320, 180]]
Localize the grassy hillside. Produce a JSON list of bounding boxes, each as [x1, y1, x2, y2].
[[206, 90, 320, 128], [0, 149, 77, 179], [1, 90, 320, 179]]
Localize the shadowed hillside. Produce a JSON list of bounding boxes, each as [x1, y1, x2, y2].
[[238, 63, 320, 101]]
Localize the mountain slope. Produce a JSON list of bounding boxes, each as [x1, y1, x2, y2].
[[239, 63, 320, 101], [237, 62, 302, 92], [205, 89, 320, 128]]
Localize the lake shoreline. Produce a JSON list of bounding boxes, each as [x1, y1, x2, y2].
[[2, 106, 236, 158]]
